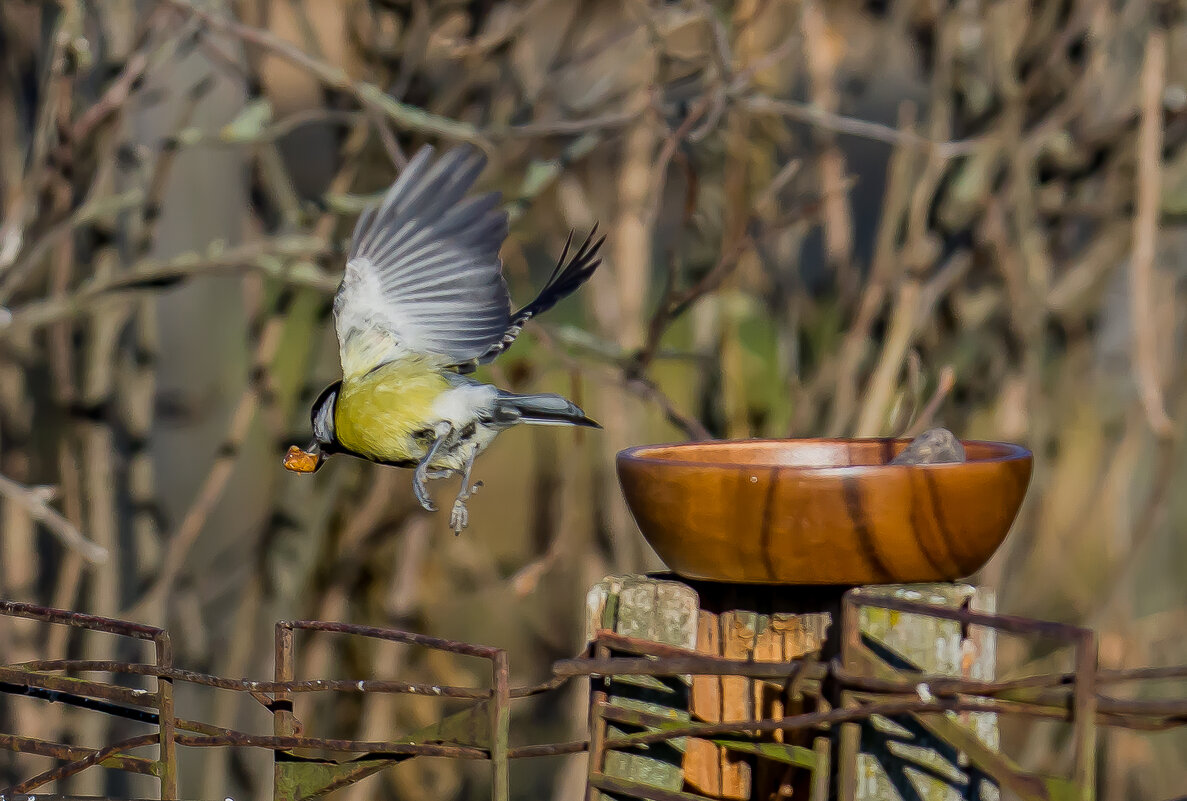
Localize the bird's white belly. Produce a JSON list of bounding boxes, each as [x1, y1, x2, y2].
[[425, 383, 501, 471], [430, 382, 498, 427]]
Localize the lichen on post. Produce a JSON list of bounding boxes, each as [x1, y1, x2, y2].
[[841, 583, 999, 801], [585, 575, 699, 800]]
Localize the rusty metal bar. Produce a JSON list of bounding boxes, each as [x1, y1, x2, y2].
[[491, 649, 511, 801], [176, 716, 267, 737], [17, 653, 1187, 693], [1098, 665, 1187, 683], [282, 619, 502, 659], [5, 679, 575, 742], [836, 691, 860, 801], [507, 740, 588, 758], [838, 586, 862, 801], [838, 661, 1187, 687], [600, 695, 1064, 748], [509, 671, 572, 698], [590, 629, 820, 677], [585, 640, 611, 801], [1097, 695, 1187, 716], [835, 676, 1187, 727], [831, 660, 1068, 694], [0, 670, 152, 711], [174, 732, 490, 756], [0, 600, 164, 640], [842, 589, 1090, 641], [0, 733, 158, 775], [156, 631, 177, 799], [593, 629, 705, 658], [1072, 628, 1098, 801], [810, 735, 831, 801], [0, 676, 159, 719], [555, 655, 827, 680], [3, 659, 492, 697], [274, 621, 297, 801], [1092, 712, 1187, 731], [8, 732, 160, 794]]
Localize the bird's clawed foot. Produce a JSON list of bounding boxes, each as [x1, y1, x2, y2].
[[413, 425, 454, 512], [413, 467, 451, 512], [413, 465, 437, 512], [449, 499, 468, 534], [449, 480, 483, 535], [413, 468, 453, 512]]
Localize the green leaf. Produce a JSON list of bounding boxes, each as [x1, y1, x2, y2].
[[220, 99, 274, 142], [711, 738, 819, 769]]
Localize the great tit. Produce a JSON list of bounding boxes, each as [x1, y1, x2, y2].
[[283, 145, 604, 533]]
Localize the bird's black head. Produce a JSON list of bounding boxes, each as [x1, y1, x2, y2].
[[304, 380, 342, 471], [311, 381, 341, 447]]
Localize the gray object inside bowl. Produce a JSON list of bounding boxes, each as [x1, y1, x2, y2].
[[890, 427, 967, 465]]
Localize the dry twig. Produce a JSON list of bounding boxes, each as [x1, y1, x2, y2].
[[0, 474, 107, 565]]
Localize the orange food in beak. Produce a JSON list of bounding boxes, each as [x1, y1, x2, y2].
[[283, 445, 319, 473]]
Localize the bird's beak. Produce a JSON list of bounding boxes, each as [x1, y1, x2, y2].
[[284, 442, 326, 473]]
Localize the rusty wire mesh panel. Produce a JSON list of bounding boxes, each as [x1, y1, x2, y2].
[[5, 595, 1187, 801]]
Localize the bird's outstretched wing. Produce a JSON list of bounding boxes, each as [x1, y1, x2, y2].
[[451, 225, 605, 373], [333, 145, 512, 379]]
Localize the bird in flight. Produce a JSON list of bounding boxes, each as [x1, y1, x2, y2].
[[284, 145, 604, 533]]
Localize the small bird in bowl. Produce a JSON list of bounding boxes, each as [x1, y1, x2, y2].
[[284, 145, 604, 533]]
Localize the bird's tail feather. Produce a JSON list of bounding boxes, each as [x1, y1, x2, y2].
[[497, 391, 601, 428], [513, 225, 605, 323], [459, 226, 604, 372]]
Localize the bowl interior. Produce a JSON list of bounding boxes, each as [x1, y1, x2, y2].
[[621, 438, 1029, 470]]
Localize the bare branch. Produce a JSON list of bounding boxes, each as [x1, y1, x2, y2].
[[162, 0, 488, 147], [1131, 29, 1174, 437], [0, 474, 108, 565], [741, 94, 980, 157]]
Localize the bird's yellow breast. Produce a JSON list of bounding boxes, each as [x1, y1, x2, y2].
[[334, 359, 450, 463]]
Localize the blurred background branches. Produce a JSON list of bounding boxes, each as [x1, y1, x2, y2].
[[1, 0, 1186, 798]]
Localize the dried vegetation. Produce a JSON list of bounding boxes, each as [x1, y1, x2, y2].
[[1, 0, 1186, 798]]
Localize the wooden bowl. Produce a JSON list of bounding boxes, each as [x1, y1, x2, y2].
[[616, 438, 1032, 585]]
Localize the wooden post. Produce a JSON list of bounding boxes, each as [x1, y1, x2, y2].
[[584, 576, 1000, 801], [840, 584, 1000, 801], [586, 575, 699, 800], [686, 608, 830, 800], [585, 575, 833, 801]]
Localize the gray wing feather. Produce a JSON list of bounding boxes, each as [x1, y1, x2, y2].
[[333, 145, 512, 378]]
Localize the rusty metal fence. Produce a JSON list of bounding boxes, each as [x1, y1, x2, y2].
[[3, 595, 1186, 801]]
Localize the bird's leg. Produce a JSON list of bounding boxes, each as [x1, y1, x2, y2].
[[449, 450, 481, 535], [413, 423, 453, 512]]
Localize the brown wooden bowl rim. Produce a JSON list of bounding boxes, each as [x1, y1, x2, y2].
[[616, 437, 1033, 473]]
